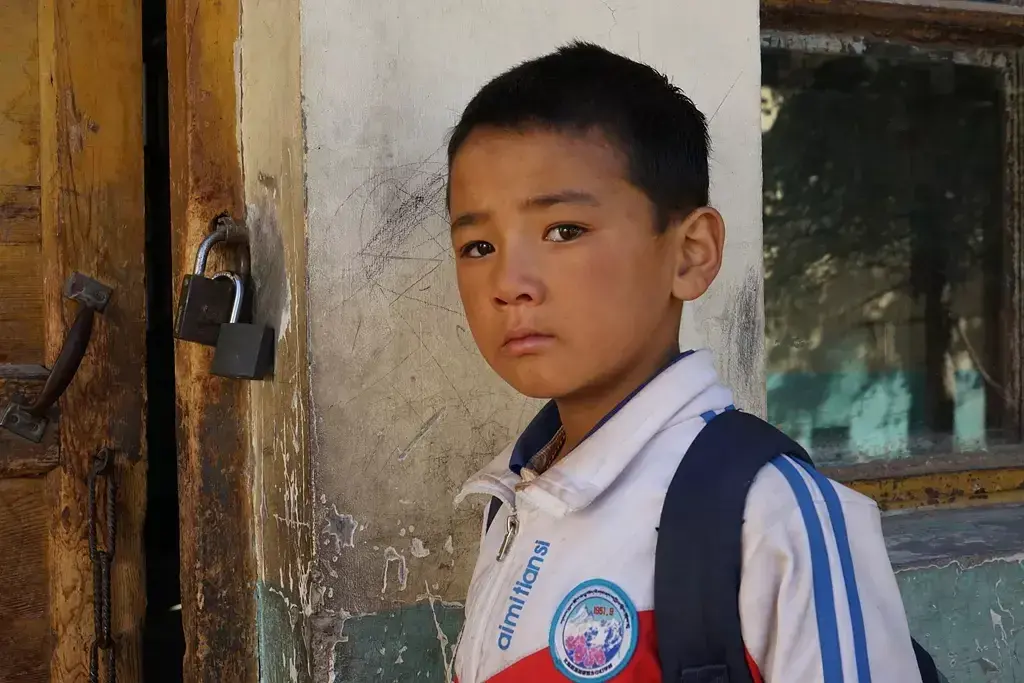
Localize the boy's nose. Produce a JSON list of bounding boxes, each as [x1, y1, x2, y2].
[[492, 252, 545, 307]]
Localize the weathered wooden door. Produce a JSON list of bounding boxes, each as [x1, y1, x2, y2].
[[1, 0, 148, 680]]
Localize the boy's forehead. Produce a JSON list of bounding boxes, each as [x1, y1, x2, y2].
[[448, 126, 629, 209]]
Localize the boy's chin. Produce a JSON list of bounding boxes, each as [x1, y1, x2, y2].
[[497, 364, 584, 402]]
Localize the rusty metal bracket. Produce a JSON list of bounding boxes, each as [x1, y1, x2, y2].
[[1, 273, 113, 442]]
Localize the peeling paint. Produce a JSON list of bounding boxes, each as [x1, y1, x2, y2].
[[382, 546, 408, 593], [321, 505, 358, 554], [327, 599, 462, 682], [898, 558, 1024, 681], [419, 583, 462, 683], [411, 538, 430, 558]]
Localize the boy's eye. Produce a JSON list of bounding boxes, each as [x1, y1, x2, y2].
[[545, 224, 587, 243], [459, 241, 496, 259]]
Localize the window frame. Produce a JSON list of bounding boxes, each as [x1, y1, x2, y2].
[[760, 0, 1024, 510]]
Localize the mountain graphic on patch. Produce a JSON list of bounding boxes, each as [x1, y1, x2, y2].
[[562, 599, 625, 668]]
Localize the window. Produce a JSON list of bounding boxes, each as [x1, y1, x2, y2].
[[759, 18, 1024, 507]]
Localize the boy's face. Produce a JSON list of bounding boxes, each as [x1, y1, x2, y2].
[[448, 127, 721, 400]]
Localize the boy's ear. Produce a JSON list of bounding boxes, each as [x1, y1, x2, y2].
[[668, 207, 725, 302]]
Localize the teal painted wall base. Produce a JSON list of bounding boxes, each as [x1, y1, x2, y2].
[[257, 582, 312, 683], [331, 603, 463, 683], [899, 560, 1024, 682]]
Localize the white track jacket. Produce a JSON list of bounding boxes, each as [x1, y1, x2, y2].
[[454, 350, 922, 683]]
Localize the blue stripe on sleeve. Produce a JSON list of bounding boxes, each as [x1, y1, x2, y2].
[[796, 460, 872, 683], [771, 456, 845, 683]]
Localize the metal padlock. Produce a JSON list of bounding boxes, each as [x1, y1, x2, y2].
[[175, 227, 249, 346], [210, 271, 275, 380]]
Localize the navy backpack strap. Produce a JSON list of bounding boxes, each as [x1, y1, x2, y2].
[[656, 410, 810, 683], [485, 496, 502, 531]]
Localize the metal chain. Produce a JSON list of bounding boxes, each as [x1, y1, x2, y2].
[[88, 448, 116, 683]]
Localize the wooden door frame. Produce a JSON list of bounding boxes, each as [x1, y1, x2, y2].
[[166, 0, 311, 680], [165, 0, 257, 679], [763, 0, 1024, 46]]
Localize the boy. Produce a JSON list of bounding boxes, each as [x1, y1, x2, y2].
[[448, 42, 921, 682]]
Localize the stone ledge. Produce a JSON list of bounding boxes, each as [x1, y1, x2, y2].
[[882, 503, 1024, 571]]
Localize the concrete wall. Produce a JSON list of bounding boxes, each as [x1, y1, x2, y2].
[[300, 1, 764, 680]]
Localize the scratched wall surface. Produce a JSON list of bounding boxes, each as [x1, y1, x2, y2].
[[300, 1, 763, 680]]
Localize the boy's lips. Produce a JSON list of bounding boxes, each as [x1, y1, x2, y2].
[[501, 328, 556, 356]]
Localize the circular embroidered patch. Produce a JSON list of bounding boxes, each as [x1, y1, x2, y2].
[[548, 579, 639, 682]]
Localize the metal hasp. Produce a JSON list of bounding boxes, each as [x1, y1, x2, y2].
[[1, 272, 113, 442]]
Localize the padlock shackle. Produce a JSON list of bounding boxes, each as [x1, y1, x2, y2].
[[193, 228, 228, 275], [210, 271, 245, 323]]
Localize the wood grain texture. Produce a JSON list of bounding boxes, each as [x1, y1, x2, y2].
[[0, 244, 44, 364], [166, 0, 258, 680], [0, 0, 44, 368], [0, 7, 50, 679], [38, 0, 148, 679], [239, 0, 313, 678], [0, 0, 39, 187], [0, 376, 59, 476], [763, 0, 1024, 47], [1, 184, 42, 244], [0, 478, 50, 683]]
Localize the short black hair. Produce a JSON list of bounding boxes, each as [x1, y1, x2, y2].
[[447, 41, 710, 230]]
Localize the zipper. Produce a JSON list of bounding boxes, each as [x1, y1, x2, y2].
[[495, 508, 519, 562], [456, 476, 520, 564], [464, 499, 526, 682], [453, 478, 521, 682]]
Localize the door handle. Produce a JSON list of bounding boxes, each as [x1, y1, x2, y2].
[[1, 273, 113, 442]]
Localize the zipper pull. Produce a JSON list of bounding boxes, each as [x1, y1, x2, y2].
[[496, 510, 519, 562]]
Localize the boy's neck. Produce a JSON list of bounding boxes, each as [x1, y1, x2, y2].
[[553, 343, 681, 461]]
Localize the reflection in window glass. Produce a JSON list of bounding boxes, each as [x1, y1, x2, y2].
[[762, 47, 1015, 465]]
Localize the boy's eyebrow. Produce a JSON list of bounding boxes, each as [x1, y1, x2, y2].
[[450, 212, 487, 231], [522, 190, 600, 209], [450, 190, 600, 232]]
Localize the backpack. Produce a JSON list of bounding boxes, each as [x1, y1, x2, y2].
[[656, 408, 941, 683]]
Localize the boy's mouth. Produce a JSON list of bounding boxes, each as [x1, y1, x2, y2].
[[501, 328, 556, 356]]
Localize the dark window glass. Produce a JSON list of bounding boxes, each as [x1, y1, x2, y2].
[[762, 46, 1014, 464]]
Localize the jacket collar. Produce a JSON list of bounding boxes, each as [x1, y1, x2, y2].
[[457, 349, 734, 516]]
